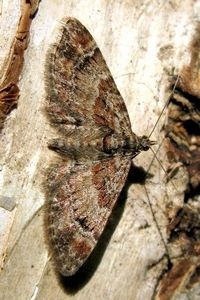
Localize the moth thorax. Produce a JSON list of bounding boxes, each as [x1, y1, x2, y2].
[[103, 133, 135, 154]]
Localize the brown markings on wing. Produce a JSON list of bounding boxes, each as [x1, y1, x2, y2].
[[46, 156, 131, 276], [45, 18, 132, 140]]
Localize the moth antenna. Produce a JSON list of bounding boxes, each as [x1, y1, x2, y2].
[[142, 74, 181, 267], [147, 137, 164, 173], [150, 145, 166, 173], [148, 74, 180, 139], [142, 137, 173, 267], [144, 184, 172, 267], [149, 144, 180, 190], [147, 73, 182, 185]]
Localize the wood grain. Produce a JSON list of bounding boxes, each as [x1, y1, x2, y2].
[[0, 1, 199, 299]]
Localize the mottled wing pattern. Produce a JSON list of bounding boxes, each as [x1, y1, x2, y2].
[[44, 17, 135, 276], [46, 156, 131, 276], [45, 18, 132, 141]]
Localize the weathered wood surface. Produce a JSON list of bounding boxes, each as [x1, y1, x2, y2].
[[0, 1, 199, 299]]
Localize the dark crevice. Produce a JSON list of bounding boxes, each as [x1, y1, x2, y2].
[[182, 119, 200, 136], [172, 88, 200, 110]]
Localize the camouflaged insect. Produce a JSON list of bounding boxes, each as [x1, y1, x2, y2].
[[44, 17, 154, 276]]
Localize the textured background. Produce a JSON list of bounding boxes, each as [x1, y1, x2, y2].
[[0, 1, 199, 299]]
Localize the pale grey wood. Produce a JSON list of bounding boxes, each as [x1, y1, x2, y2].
[[0, 1, 199, 300]]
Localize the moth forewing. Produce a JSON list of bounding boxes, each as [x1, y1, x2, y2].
[[44, 17, 183, 278]]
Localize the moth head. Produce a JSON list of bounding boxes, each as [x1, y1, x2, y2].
[[138, 135, 156, 151]]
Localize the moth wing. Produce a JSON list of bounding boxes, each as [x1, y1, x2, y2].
[[45, 17, 133, 139], [46, 156, 131, 276]]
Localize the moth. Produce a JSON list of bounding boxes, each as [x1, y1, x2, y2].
[[45, 17, 155, 276]]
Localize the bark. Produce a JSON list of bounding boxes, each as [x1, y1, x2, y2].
[[0, 1, 199, 300], [0, 0, 39, 129]]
